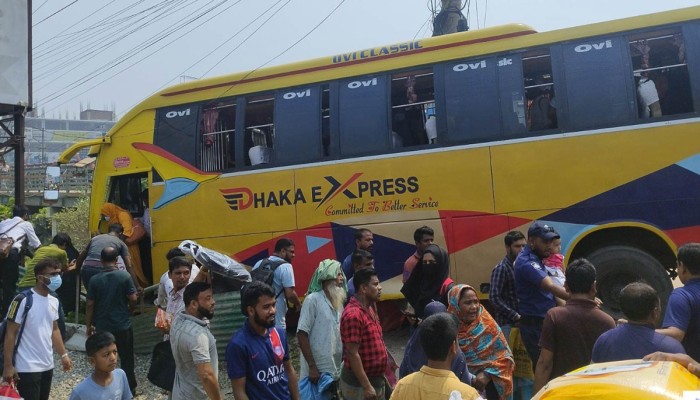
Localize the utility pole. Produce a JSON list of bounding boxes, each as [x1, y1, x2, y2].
[[433, 0, 468, 36]]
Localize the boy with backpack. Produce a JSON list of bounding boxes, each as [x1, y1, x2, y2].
[[250, 238, 300, 329], [69, 332, 132, 400]]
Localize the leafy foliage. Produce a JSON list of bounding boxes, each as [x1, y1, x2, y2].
[[52, 197, 91, 250]]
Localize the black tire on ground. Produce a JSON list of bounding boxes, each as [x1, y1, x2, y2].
[[586, 245, 673, 321]]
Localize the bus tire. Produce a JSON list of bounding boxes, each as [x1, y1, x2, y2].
[[586, 245, 673, 320]]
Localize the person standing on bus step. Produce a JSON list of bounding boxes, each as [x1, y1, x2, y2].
[[340, 268, 388, 400], [347, 250, 374, 297], [227, 281, 300, 400], [402, 226, 434, 284], [489, 230, 526, 341], [657, 243, 700, 361], [341, 229, 374, 281], [251, 238, 301, 330], [86, 247, 138, 396], [0, 205, 41, 316], [100, 203, 149, 288], [514, 221, 569, 369], [77, 223, 140, 294], [533, 259, 614, 393], [3, 258, 73, 400]]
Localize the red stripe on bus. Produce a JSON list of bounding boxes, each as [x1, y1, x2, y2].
[[132, 142, 220, 176], [161, 30, 536, 97]]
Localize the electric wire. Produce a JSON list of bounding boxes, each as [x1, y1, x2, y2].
[[34, 0, 191, 74], [33, 0, 50, 15], [121, 0, 287, 114], [41, 0, 238, 112], [33, 0, 80, 27], [33, 0, 120, 50]]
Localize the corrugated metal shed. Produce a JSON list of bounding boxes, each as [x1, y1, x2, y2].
[[131, 290, 245, 359]]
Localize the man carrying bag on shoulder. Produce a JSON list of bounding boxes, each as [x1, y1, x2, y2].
[[0, 206, 41, 316]]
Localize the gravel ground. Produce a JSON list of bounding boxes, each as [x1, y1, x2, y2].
[[48, 326, 411, 399]]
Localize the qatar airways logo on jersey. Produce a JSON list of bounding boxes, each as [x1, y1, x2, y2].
[[220, 173, 419, 211]]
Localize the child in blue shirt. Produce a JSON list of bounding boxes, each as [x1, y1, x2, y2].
[[69, 331, 132, 400]]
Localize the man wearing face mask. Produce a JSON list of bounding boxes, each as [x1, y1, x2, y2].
[[86, 247, 138, 396], [3, 258, 72, 400]]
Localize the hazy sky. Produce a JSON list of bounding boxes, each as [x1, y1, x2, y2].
[[31, 0, 699, 119]]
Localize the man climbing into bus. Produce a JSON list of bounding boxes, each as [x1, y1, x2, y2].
[[341, 229, 374, 281], [514, 221, 569, 369], [658, 243, 700, 361]]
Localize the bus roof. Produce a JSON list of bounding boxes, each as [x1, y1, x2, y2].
[[70, 5, 700, 151]]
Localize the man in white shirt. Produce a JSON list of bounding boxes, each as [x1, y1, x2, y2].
[[2, 258, 72, 400], [155, 248, 201, 310], [0, 206, 41, 315]]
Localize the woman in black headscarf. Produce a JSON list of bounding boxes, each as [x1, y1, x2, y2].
[[401, 244, 451, 318]]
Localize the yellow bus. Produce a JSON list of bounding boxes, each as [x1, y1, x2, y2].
[[61, 6, 700, 316]]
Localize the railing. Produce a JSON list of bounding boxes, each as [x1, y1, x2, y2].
[[0, 165, 92, 195]]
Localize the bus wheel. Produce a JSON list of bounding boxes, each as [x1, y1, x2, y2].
[[586, 245, 673, 320]]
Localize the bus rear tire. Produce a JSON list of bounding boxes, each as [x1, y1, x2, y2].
[[586, 245, 673, 320]]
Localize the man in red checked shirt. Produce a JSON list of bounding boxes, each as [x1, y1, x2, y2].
[[340, 268, 388, 400]]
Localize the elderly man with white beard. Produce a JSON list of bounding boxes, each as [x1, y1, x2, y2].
[[297, 259, 347, 399]]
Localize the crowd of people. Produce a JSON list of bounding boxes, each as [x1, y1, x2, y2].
[[0, 202, 699, 400]]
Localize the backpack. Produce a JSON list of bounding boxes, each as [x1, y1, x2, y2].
[[0, 220, 24, 260], [249, 258, 286, 298], [0, 289, 34, 373]]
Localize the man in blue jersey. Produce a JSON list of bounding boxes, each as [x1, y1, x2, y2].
[[227, 281, 300, 400], [514, 221, 569, 368]]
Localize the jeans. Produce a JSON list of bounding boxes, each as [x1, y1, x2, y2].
[[80, 264, 103, 291], [519, 316, 544, 371], [17, 369, 53, 400], [501, 324, 512, 343], [0, 249, 20, 316]]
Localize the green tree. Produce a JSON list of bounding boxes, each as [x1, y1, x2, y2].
[[52, 197, 90, 250]]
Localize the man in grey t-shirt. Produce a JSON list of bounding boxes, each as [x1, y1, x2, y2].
[[170, 282, 222, 400], [78, 223, 139, 291]]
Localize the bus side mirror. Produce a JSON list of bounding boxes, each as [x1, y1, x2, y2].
[[43, 166, 60, 201]]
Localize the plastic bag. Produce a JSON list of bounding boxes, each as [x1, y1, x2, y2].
[[509, 327, 534, 380], [178, 240, 251, 284], [147, 340, 176, 391], [0, 382, 23, 400], [154, 307, 168, 330]]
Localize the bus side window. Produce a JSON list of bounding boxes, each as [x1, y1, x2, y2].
[[338, 75, 389, 157], [523, 50, 557, 132], [563, 36, 630, 131], [443, 57, 501, 143], [244, 95, 274, 166], [154, 104, 199, 177], [629, 29, 694, 120], [322, 86, 331, 156], [391, 69, 435, 147], [274, 86, 322, 164], [199, 100, 236, 172]]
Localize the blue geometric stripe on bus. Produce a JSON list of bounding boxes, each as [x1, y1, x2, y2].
[[154, 178, 200, 209], [676, 153, 700, 176], [330, 223, 414, 282], [307, 236, 332, 254], [543, 164, 700, 230]]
